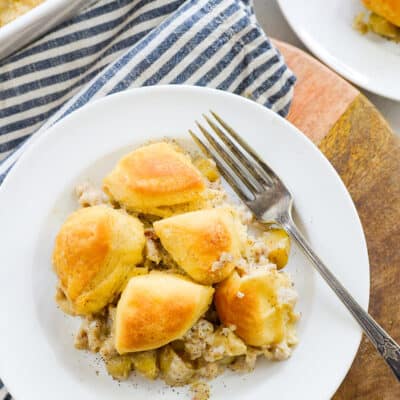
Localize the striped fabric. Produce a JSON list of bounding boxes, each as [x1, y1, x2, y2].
[[0, 381, 10, 400], [0, 0, 294, 396], [0, 0, 295, 186]]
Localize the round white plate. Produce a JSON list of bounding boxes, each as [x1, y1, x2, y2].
[[277, 0, 400, 101], [0, 86, 369, 400]]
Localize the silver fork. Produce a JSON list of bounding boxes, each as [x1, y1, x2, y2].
[[190, 111, 400, 381]]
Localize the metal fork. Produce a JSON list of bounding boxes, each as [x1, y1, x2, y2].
[[190, 111, 400, 381]]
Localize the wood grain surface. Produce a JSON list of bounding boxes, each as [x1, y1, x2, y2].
[[276, 40, 400, 399]]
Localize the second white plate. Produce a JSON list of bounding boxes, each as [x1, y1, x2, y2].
[[278, 0, 400, 101]]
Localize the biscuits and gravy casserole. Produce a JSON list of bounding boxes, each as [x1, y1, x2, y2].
[[355, 0, 400, 42], [0, 0, 45, 27], [52, 141, 299, 399]]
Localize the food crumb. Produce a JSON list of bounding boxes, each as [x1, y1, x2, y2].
[[236, 291, 245, 299], [353, 12, 368, 34], [190, 381, 210, 400], [210, 252, 233, 272], [75, 181, 109, 207]]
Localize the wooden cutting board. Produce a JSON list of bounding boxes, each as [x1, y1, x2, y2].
[[274, 40, 400, 399]]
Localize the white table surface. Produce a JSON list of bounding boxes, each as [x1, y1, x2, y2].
[[255, 0, 400, 136]]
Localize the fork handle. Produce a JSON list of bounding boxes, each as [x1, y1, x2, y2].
[[282, 219, 400, 381]]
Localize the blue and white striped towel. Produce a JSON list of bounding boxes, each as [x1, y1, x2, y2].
[[0, 0, 296, 184], [0, 0, 295, 397]]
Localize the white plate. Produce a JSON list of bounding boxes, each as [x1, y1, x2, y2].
[[277, 0, 400, 101], [0, 86, 369, 400], [0, 0, 94, 60]]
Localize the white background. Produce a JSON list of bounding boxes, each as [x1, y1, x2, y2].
[[254, 0, 400, 136]]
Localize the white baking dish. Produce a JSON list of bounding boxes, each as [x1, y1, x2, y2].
[[0, 0, 95, 60]]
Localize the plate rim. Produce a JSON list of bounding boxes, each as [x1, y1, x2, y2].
[[276, 0, 400, 102], [0, 85, 370, 400]]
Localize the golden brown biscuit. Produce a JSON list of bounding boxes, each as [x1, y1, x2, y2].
[[153, 208, 245, 285], [115, 271, 214, 353], [214, 269, 298, 347], [103, 142, 206, 216], [362, 0, 400, 26], [53, 205, 146, 315]]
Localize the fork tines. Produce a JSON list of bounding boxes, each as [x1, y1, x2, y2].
[[189, 111, 279, 204]]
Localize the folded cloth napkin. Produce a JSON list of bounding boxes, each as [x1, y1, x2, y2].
[[0, 0, 295, 185], [0, 0, 295, 396]]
